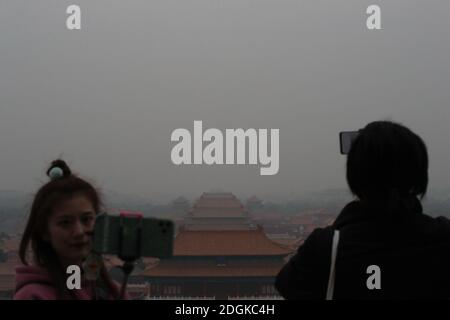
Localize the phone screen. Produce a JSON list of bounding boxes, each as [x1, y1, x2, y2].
[[339, 131, 359, 155]]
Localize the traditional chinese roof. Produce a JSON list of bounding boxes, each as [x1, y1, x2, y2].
[[172, 227, 292, 256], [271, 237, 304, 251], [189, 192, 247, 218]]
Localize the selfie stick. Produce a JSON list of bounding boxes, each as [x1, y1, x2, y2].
[[119, 261, 135, 299], [118, 212, 143, 300]]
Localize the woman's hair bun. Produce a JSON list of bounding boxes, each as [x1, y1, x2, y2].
[[46, 159, 72, 180]]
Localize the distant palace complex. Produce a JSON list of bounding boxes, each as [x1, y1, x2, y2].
[[138, 192, 291, 299]]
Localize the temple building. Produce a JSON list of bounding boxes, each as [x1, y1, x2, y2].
[[138, 192, 292, 299], [183, 192, 256, 230]]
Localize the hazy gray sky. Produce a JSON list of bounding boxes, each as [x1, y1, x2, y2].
[[1, 1, 449, 202]]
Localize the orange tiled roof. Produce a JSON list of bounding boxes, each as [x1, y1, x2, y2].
[[193, 193, 243, 208], [194, 200, 243, 209], [142, 264, 283, 277], [173, 228, 292, 256], [189, 207, 246, 218], [189, 192, 247, 218], [271, 237, 301, 246], [184, 224, 255, 231]]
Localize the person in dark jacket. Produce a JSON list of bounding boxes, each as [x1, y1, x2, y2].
[[275, 121, 450, 299]]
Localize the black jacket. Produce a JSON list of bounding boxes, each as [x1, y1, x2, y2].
[[275, 200, 450, 299]]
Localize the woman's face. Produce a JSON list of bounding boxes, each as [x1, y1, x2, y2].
[[46, 194, 96, 267]]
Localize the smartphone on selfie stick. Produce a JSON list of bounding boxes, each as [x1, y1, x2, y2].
[[92, 211, 175, 299]]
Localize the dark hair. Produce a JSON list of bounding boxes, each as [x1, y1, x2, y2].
[[346, 121, 428, 219], [19, 159, 119, 299]]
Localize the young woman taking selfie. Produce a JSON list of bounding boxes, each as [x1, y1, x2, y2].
[[14, 159, 128, 300]]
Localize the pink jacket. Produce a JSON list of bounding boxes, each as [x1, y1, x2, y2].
[[14, 265, 129, 300]]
